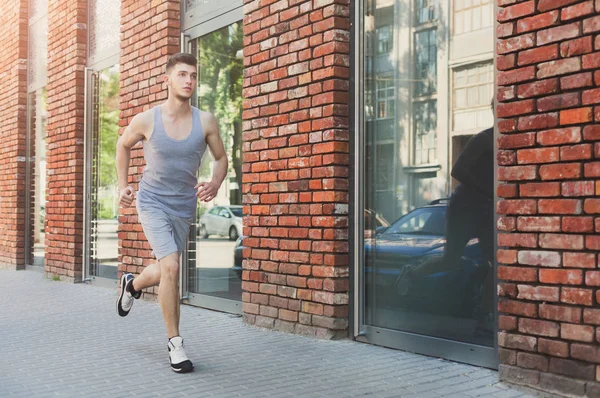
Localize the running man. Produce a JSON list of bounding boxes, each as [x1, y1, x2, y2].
[[115, 53, 228, 373]]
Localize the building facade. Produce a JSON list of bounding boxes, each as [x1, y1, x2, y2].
[[1, 0, 600, 395]]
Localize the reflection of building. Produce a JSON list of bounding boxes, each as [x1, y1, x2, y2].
[[366, 0, 494, 223]]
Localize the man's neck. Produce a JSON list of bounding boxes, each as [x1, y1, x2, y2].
[[162, 97, 192, 119]]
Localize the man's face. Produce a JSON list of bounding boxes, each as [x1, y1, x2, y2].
[[166, 63, 197, 100]]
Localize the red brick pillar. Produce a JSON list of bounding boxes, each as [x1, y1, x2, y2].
[[496, 0, 600, 395], [241, 0, 351, 338], [118, 0, 180, 293], [45, 0, 88, 279], [0, 0, 29, 269]]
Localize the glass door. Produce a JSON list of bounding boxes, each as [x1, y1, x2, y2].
[[354, 0, 497, 368], [25, 88, 48, 268], [84, 64, 121, 283], [183, 14, 244, 314]]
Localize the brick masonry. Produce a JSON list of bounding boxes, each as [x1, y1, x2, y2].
[[240, 0, 351, 338], [496, 0, 600, 395], [117, 0, 181, 295], [44, 0, 88, 279], [0, 0, 29, 269]]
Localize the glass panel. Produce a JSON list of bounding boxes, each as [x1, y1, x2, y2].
[[89, 0, 121, 62], [90, 65, 120, 279], [415, 0, 436, 24], [453, 0, 493, 35], [414, 29, 437, 95], [188, 21, 244, 302], [363, 0, 495, 348], [377, 25, 392, 54], [28, 15, 48, 90], [452, 62, 494, 132], [27, 88, 48, 267], [29, 0, 48, 22], [414, 100, 437, 165]]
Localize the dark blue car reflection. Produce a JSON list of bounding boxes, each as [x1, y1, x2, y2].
[[364, 199, 488, 318]]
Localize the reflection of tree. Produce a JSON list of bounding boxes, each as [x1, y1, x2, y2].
[[99, 68, 119, 219], [197, 23, 243, 205]]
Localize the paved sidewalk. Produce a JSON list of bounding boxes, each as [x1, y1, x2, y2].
[[1, 270, 545, 398]]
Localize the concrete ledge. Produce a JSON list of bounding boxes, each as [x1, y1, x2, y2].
[[244, 314, 348, 340], [0, 264, 25, 271], [500, 365, 600, 398]]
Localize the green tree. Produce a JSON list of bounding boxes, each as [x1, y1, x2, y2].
[[98, 67, 120, 219]]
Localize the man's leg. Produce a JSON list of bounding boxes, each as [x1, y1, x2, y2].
[[156, 251, 193, 373], [157, 251, 181, 338], [131, 261, 161, 291]]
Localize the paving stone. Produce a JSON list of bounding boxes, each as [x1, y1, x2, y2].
[[0, 270, 537, 398]]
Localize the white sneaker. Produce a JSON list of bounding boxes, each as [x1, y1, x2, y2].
[[116, 273, 140, 317], [168, 336, 194, 373]]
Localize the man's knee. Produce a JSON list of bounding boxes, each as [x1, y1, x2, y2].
[[159, 254, 180, 279]]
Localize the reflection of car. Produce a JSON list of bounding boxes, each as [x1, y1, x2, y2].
[[233, 235, 245, 279], [198, 205, 243, 241], [364, 199, 487, 317]]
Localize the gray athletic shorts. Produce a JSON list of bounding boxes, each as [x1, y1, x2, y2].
[[136, 202, 193, 261]]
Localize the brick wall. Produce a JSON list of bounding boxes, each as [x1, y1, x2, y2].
[[496, 0, 600, 395], [241, 0, 351, 338], [45, 0, 88, 279], [0, 0, 29, 269], [117, 0, 181, 293]]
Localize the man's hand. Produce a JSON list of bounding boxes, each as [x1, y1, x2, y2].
[[195, 181, 219, 202], [119, 186, 135, 207]]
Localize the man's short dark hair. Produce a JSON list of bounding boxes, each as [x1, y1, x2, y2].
[[166, 53, 198, 74]]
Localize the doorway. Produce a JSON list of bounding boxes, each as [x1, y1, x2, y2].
[[83, 63, 121, 284], [354, 0, 497, 368], [182, 7, 244, 314], [25, 88, 48, 268]]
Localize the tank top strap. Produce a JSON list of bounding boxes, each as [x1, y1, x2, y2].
[[192, 107, 198, 137], [151, 106, 166, 140]]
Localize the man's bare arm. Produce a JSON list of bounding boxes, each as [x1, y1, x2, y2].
[[116, 112, 151, 206]]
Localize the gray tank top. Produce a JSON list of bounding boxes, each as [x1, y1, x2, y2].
[[138, 106, 207, 218]]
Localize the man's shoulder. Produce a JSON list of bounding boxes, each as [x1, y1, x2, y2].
[[133, 108, 155, 125], [472, 127, 493, 142], [128, 108, 155, 138], [197, 109, 217, 134], [196, 108, 215, 120], [481, 127, 493, 136]]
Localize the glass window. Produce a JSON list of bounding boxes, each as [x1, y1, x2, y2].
[[26, 88, 48, 267], [416, 0, 437, 24], [384, 206, 446, 235], [376, 77, 395, 120], [219, 208, 231, 218], [414, 29, 437, 96], [414, 100, 437, 165], [28, 15, 48, 91], [361, 0, 495, 353], [230, 207, 243, 217], [88, 0, 121, 63], [453, 62, 494, 132], [187, 21, 244, 306], [377, 25, 392, 54], [453, 0, 493, 35]]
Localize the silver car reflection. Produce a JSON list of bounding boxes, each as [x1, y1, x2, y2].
[[198, 205, 243, 241]]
